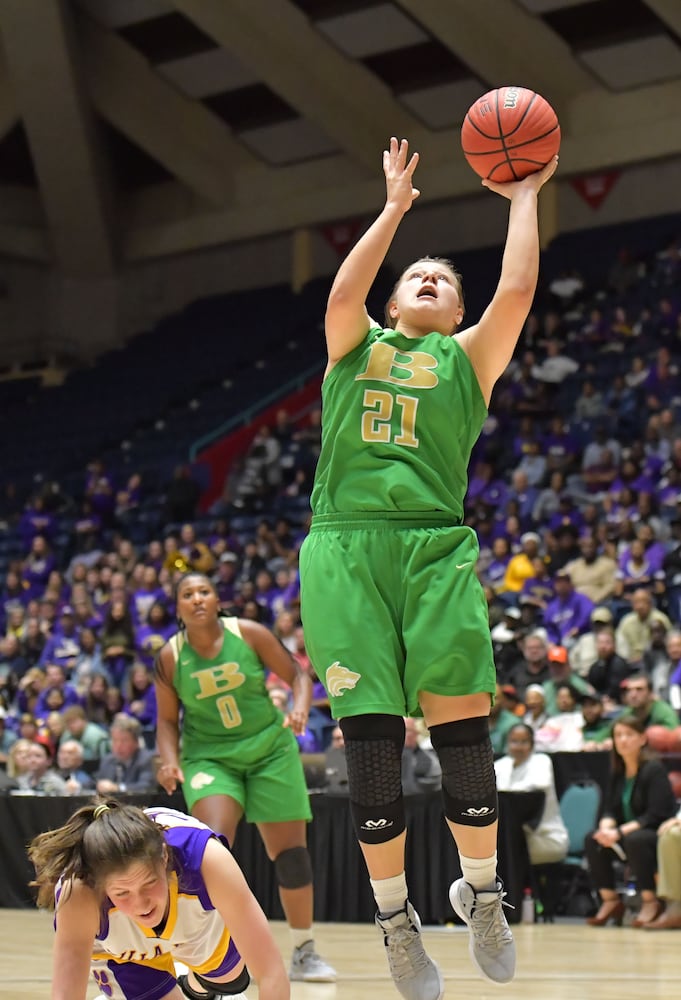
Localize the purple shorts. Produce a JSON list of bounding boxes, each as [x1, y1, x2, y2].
[[91, 936, 242, 1000]]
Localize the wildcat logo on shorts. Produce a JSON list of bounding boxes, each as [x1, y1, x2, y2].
[[326, 661, 361, 696], [190, 772, 216, 790], [462, 806, 494, 817]]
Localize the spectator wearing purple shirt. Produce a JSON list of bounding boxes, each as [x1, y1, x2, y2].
[[613, 539, 665, 611], [609, 457, 656, 502], [541, 417, 580, 478], [253, 569, 277, 625], [467, 460, 503, 507], [21, 535, 56, 601], [482, 536, 512, 594], [39, 606, 82, 673], [519, 557, 555, 614], [84, 458, 116, 526], [505, 470, 539, 530], [122, 662, 157, 732], [547, 494, 584, 536], [269, 567, 300, 618], [130, 565, 167, 626], [33, 663, 82, 718], [134, 601, 175, 669], [71, 500, 103, 555], [18, 496, 56, 550], [213, 552, 238, 606], [619, 523, 667, 575], [543, 570, 594, 647]]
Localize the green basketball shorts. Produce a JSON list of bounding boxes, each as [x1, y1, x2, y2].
[[299, 512, 495, 719], [181, 724, 312, 822]]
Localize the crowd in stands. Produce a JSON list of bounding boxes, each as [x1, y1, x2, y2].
[[0, 224, 680, 810]]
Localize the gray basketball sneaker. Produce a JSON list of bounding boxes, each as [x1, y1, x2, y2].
[[289, 940, 337, 982], [449, 878, 516, 983], [375, 902, 444, 1000]]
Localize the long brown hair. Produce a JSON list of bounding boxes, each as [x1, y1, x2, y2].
[[29, 798, 168, 909]]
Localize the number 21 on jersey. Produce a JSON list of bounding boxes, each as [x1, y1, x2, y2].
[[355, 341, 439, 449]]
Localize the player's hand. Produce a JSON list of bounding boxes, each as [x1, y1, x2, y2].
[[482, 154, 558, 199], [383, 137, 420, 213], [157, 762, 184, 794], [284, 706, 309, 736]]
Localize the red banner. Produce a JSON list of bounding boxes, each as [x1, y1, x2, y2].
[[570, 170, 620, 210], [321, 219, 362, 256]]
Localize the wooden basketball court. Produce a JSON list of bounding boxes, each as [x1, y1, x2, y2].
[[2, 910, 680, 999]]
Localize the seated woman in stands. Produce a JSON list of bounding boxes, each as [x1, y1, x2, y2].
[[494, 723, 569, 865], [583, 714, 676, 927]]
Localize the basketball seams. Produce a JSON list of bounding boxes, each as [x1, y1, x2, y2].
[[494, 87, 518, 181], [461, 85, 560, 182], [461, 123, 560, 158], [463, 112, 504, 142]]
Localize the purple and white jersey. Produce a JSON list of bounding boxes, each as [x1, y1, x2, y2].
[[56, 807, 241, 1000]]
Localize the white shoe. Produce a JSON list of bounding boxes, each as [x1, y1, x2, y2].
[[289, 940, 337, 982], [449, 878, 515, 983], [375, 902, 444, 1000]]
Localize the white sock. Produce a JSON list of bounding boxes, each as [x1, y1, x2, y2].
[[291, 927, 314, 949], [370, 871, 409, 916], [459, 852, 498, 892]]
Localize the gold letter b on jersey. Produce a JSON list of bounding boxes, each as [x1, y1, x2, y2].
[[191, 662, 245, 699], [355, 342, 439, 388]]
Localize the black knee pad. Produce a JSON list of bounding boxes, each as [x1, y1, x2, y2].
[[274, 846, 313, 889], [429, 717, 497, 827], [179, 968, 250, 999], [340, 714, 406, 844]]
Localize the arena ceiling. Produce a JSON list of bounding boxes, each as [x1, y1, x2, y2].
[[0, 0, 680, 276]]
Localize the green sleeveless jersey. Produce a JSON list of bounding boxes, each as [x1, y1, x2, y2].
[[168, 619, 282, 761], [311, 326, 487, 518]]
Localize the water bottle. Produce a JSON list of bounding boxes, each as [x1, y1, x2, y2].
[[521, 887, 536, 924]]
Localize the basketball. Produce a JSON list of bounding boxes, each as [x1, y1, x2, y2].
[[646, 725, 678, 753], [461, 86, 560, 183]]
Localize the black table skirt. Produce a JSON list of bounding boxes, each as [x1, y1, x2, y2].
[[0, 789, 544, 924]]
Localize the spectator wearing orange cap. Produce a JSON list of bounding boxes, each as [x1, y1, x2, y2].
[[542, 644, 594, 717]]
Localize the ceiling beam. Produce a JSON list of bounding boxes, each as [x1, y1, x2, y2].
[[0, 0, 115, 275], [124, 77, 681, 262], [76, 11, 255, 208], [173, 0, 424, 173], [395, 0, 594, 117], [645, 0, 681, 36], [0, 42, 19, 141]]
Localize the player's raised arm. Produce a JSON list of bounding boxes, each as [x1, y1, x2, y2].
[[457, 156, 558, 404], [325, 137, 420, 370]]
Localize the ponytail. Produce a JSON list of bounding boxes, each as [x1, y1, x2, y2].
[[29, 798, 167, 909]]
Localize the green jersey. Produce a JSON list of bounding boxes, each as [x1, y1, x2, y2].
[[311, 326, 487, 518], [168, 619, 282, 764]]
